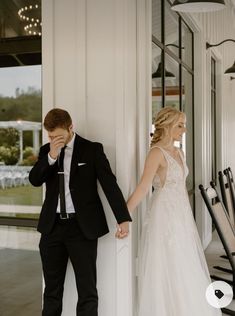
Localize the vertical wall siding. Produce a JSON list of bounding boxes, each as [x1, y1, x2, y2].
[[193, 1, 235, 173], [186, 1, 235, 247]]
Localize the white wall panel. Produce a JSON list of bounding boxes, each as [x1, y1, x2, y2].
[[184, 1, 235, 247], [41, 0, 144, 314]]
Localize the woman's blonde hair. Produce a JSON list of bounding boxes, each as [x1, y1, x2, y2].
[[151, 107, 184, 147]]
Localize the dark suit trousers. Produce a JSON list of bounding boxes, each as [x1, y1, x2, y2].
[[39, 216, 98, 316]]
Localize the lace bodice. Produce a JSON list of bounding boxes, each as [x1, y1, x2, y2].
[[152, 146, 188, 192]]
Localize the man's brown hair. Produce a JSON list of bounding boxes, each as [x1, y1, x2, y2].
[[44, 108, 72, 131]]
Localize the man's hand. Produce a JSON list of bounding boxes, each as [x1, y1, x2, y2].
[[49, 136, 65, 159], [115, 221, 129, 239]]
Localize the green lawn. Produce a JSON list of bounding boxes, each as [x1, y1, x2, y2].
[[0, 185, 42, 206]]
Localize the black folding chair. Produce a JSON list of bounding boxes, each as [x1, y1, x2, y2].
[[225, 167, 235, 215], [219, 170, 235, 227], [199, 183, 235, 315], [211, 179, 235, 270]]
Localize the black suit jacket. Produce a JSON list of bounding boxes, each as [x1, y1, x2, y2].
[[29, 134, 132, 239]]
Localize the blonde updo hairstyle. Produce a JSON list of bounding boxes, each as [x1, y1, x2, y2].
[[151, 107, 184, 147]]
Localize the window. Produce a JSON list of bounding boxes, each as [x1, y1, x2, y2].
[[0, 1, 42, 313], [152, 0, 195, 212], [211, 57, 216, 183], [0, 66, 42, 218], [0, 0, 42, 223]]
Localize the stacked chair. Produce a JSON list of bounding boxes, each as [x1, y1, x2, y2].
[[226, 167, 235, 215], [219, 170, 235, 228], [199, 171, 235, 315], [218, 170, 235, 262]]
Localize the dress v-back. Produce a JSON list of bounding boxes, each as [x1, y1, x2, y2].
[[137, 146, 221, 316]]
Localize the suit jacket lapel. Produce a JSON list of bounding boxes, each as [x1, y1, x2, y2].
[[70, 134, 84, 183]]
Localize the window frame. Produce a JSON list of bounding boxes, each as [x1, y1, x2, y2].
[[152, 0, 195, 214]]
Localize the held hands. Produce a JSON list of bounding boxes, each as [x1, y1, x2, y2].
[[49, 136, 65, 159], [115, 221, 129, 239]]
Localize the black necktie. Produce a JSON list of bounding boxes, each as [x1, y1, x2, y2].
[[58, 146, 67, 217]]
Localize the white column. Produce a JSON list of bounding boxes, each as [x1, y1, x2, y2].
[[41, 0, 143, 314], [33, 130, 40, 154], [19, 130, 23, 163]]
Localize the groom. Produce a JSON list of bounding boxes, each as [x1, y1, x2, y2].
[[29, 108, 132, 316]]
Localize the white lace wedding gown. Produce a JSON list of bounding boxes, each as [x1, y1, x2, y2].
[[137, 146, 222, 316]]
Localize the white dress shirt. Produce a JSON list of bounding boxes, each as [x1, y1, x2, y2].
[[48, 133, 76, 213]]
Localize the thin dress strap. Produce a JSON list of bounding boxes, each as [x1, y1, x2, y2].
[[150, 145, 170, 161], [151, 145, 184, 173], [177, 148, 184, 161], [150, 145, 169, 188]]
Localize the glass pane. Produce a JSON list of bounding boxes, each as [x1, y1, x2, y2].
[[152, 0, 161, 42], [0, 0, 41, 38], [152, 45, 163, 129], [182, 21, 193, 69], [165, 1, 179, 57], [0, 66, 42, 219], [182, 67, 194, 195], [211, 58, 216, 89], [0, 225, 41, 315], [165, 54, 179, 109]]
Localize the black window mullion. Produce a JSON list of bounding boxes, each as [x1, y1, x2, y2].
[[211, 57, 216, 183], [161, 0, 164, 45], [179, 17, 182, 111], [162, 0, 165, 107]]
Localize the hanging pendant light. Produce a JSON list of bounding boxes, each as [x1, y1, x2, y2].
[[224, 61, 235, 76], [171, 0, 225, 13], [152, 62, 175, 79]]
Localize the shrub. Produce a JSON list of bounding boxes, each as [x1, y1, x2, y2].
[[0, 146, 19, 165], [23, 146, 34, 159], [20, 154, 38, 166]]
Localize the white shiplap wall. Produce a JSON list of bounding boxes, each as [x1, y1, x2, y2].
[[193, 1, 235, 172], [182, 1, 235, 247]]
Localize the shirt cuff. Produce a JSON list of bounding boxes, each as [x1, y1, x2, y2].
[[48, 153, 57, 165]]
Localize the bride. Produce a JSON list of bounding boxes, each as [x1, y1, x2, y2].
[[126, 107, 221, 315]]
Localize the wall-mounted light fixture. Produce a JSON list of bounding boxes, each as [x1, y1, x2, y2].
[[152, 62, 175, 79], [171, 0, 225, 13], [166, 43, 185, 49], [224, 61, 235, 77], [206, 39, 235, 77], [152, 40, 176, 79]]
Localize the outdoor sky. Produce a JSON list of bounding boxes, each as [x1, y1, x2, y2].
[[0, 65, 41, 97]]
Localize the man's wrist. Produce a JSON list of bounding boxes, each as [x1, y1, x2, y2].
[[48, 153, 57, 165], [49, 152, 58, 160]]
